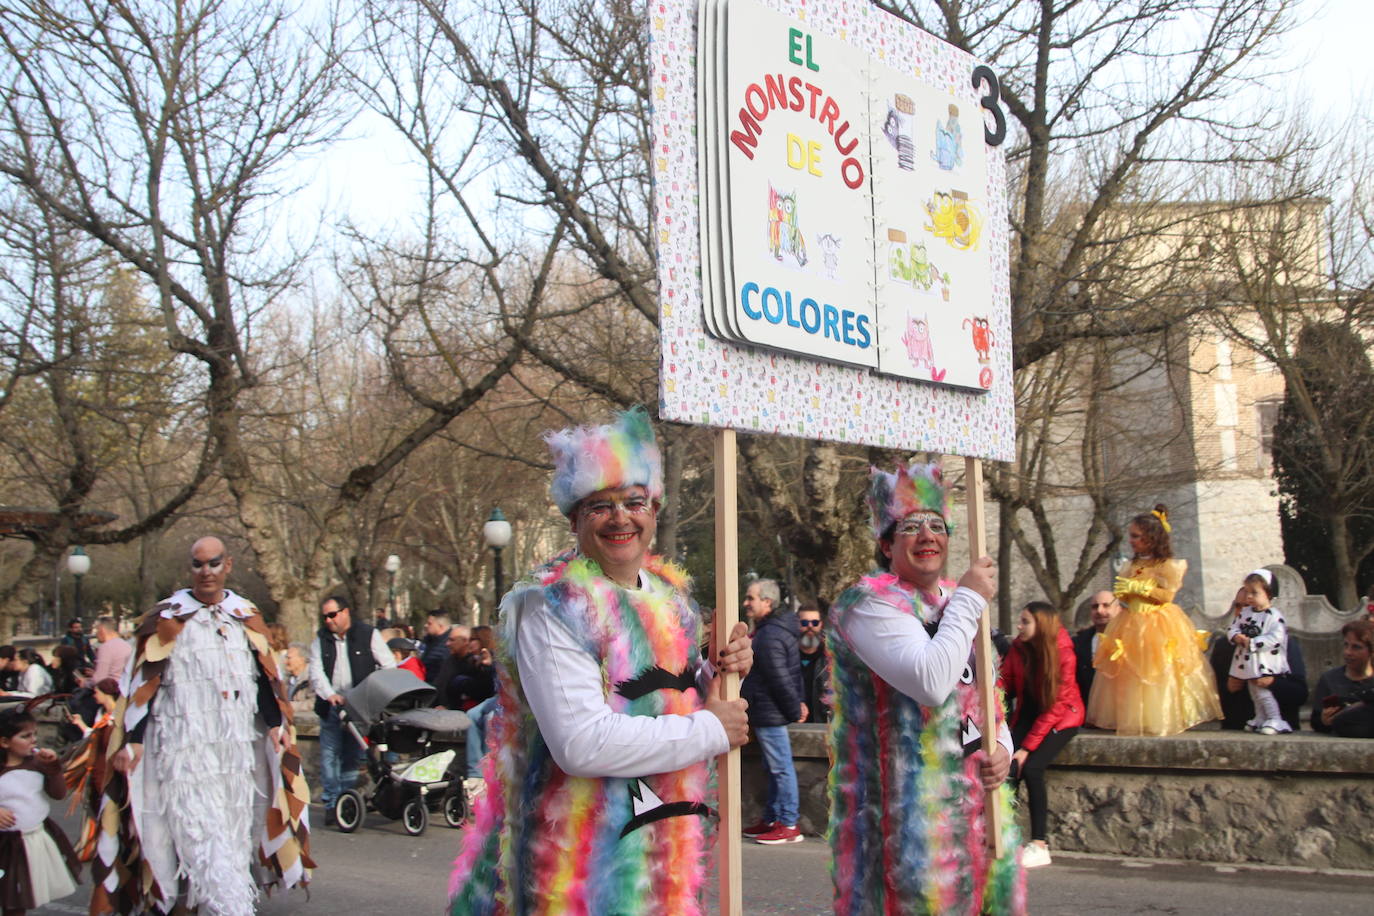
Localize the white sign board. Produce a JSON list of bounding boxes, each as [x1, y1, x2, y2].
[[654, 0, 1014, 460]]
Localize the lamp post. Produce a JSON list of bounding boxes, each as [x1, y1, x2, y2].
[[67, 546, 91, 626], [384, 553, 401, 622], [483, 508, 513, 614]]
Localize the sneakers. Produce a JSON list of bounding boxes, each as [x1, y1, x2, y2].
[[742, 820, 775, 838], [1021, 842, 1052, 868], [755, 824, 803, 845]]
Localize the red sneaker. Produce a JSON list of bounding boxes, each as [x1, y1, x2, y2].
[[755, 824, 803, 845], [742, 820, 775, 838]]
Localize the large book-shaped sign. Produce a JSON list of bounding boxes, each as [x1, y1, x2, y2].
[[656, 0, 1014, 460]]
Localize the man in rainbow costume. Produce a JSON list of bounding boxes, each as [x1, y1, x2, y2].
[[448, 407, 754, 915], [827, 461, 1025, 914]]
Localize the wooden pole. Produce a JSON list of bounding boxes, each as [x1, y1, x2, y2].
[[714, 428, 742, 915], [964, 456, 1004, 857]]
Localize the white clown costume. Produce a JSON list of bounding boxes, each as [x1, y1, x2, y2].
[[93, 589, 312, 915]]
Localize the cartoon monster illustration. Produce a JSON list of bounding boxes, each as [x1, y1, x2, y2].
[[817, 233, 843, 281], [932, 104, 964, 171], [901, 313, 935, 372], [884, 94, 915, 171], [924, 190, 982, 250], [963, 316, 994, 362], [768, 185, 807, 267], [888, 228, 910, 283], [909, 242, 934, 290]]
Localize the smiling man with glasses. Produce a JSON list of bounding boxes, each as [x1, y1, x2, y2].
[[94, 536, 312, 915], [449, 407, 755, 915]]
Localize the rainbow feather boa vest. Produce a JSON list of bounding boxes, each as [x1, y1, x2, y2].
[[449, 551, 711, 916], [827, 573, 1025, 915]]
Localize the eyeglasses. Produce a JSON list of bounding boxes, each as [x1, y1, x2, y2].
[[580, 495, 654, 521], [1090, 601, 1116, 608], [322, 610, 344, 620], [894, 513, 947, 536], [799, 619, 822, 628]]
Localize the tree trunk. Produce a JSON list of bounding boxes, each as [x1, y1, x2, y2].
[[0, 544, 62, 638], [1330, 512, 1359, 610], [997, 498, 1013, 633]]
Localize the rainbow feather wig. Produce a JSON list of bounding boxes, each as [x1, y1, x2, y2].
[[867, 460, 955, 538], [545, 406, 664, 516]]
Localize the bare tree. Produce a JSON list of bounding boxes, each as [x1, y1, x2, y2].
[[0, 1, 542, 635], [1201, 125, 1374, 607], [396, 0, 1305, 614], [0, 197, 214, 634]]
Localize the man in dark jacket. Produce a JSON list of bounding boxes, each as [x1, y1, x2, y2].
[[740, 578, 804, 845], [420, 610, 453, 684], [1073, 591, 1121, 701], [798, 603, 830, 723]]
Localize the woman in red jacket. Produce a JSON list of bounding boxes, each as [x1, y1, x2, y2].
[[998, 601, 1085, 869]]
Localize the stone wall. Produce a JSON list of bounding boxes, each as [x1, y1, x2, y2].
[[53, 714, 1372, 870], [740, 724, 1374, 870]]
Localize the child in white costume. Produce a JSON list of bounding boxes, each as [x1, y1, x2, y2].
[[0, 709, 80, 914], [1226, 569, 1291, 734]]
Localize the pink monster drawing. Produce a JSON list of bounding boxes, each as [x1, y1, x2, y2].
[[902, 314, 935, 371]]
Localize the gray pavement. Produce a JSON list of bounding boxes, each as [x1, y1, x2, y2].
[[35, 805, 1372, 914]]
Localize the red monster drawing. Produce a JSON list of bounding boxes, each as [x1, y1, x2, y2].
[[963, 316, 994, 362]]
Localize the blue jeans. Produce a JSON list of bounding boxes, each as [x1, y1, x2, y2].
[[754, 725, 799, 826], [319, 704, 364, 806], [465, 695, 497, 777]]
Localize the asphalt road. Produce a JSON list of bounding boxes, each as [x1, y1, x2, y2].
[[35, 805, 1372, 915]]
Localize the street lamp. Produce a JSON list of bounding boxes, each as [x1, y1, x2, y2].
[[483, 508, 513, 609], [67, 546, 91, 625], [384, 553, 401, 622]]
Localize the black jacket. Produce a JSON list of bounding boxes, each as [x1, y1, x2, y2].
[[741, 612, 803, 727], [433, 651, 495, 709], [1072, 626, 1098, 699], [799, 648, 831, 723], [314, 622, 381, 717], [420, 631, 451, 686]]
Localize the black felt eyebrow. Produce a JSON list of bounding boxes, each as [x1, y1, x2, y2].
[[614, 665, 697, 700]]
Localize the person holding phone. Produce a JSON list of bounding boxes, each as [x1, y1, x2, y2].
[[1313, 619, 1374, 738]]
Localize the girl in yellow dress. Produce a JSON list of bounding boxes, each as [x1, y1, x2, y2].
[[1087, 505, 1221, 736]]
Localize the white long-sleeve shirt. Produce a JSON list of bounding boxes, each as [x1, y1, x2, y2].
[[308, 627, 395, 702], [838, 583, 1013, 757], [512, 584, 729, 779]]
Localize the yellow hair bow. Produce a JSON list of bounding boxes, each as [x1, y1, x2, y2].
[[1151, 508, 1171, 533]]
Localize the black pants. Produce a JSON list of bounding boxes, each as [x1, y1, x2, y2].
[[1012, 726, 1078, 841], [1332, 702, 1374, 738]]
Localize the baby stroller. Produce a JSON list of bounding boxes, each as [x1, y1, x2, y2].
[[333, 668, 472, 836]]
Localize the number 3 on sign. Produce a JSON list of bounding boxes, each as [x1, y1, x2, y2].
[[971, 65, 1006, 147]]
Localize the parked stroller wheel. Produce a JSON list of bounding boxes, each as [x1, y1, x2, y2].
[[402, 797, 428, 836], [334, 790, 364, 833], [442, 789, 467, 828]]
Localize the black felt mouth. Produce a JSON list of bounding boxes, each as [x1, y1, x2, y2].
[[615, 665, 698, 700], [620, 800, 715, 838]]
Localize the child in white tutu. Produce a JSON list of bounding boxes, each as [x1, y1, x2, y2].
[[0, 709, 79, 914]]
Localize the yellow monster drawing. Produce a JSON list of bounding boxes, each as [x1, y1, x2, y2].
[[924, 190, 982, 250]]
